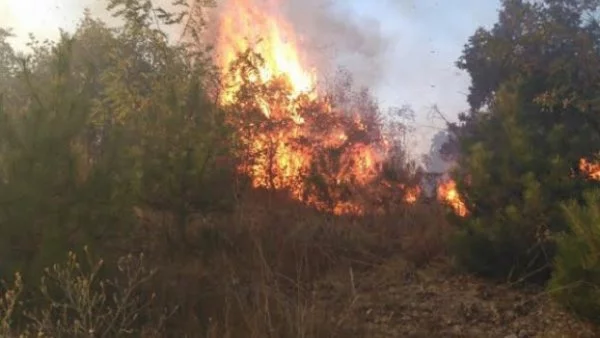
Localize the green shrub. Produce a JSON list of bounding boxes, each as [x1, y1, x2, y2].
[[549, 189, 600, 323], [448, 84, 561, 283], [447, 0, 600, 284]]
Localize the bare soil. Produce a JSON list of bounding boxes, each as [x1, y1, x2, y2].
[[315, 257, 598, 338]]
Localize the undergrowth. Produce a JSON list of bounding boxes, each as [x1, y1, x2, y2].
[[0, 194, 450, 337]]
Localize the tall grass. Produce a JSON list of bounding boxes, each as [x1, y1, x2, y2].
[[0, 190, 450, 337]]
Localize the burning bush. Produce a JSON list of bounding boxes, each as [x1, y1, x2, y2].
[[210, 0, 421, 215]]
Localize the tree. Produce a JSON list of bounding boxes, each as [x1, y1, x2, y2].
[[424, 130, 453, 174], [0, 28, 15, 82], [0, 0, 231, 279], [549, 189, 600, 323], [448, 0, 600, 282], [0, 32, 139, 279], [0, 29, 17, 114]]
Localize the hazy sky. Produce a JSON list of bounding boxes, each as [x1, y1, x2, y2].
[[0, 0, 502, 156], [342, 0, 500, 155]]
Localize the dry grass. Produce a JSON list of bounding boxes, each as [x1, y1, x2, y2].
[[0, 189, 451, 337], [0, 249, 169, 337], [127, 190, 451, 337]]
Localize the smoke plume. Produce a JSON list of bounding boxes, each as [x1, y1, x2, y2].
[[282, 0, 389, 88], [201, 0, 392, 90]]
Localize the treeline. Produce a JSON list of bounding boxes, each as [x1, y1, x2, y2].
[[446, 0, 600, 322]]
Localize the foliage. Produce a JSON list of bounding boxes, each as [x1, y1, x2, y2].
[[130, 190, 449, 337], [447, 0, 600, 282], [221, 50, 418, 214], [550, 189, 600, 323], [0, 33, 137, 279], [0, 249, 167, 337], [0, 28, 16, 85], [0, 0, 235, 280], [0, 273, 22, 337]]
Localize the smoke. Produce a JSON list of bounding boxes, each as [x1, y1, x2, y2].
[[279, 0, 390, 89], [200, 0, 392, 91]]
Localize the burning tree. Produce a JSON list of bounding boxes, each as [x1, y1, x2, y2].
[[203, 0, 421, 215]]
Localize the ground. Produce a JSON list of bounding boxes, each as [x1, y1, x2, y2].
[[314, 257, 598, 338]]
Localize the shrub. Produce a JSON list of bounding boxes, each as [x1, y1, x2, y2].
[[448, 84, 561, 283], [0, 248, 169, 337], [549, 189, 600, 323], [446, 0, 600, 284]]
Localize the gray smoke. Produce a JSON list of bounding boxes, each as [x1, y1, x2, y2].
[[201, 0, 392, 91], [280, 0, 390, 89]]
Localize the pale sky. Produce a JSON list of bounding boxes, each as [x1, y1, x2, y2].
[[0, 0, 502, 157], [342, 0, 500, 155]]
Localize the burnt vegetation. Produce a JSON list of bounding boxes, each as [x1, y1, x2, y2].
[[1, 0, 600, 337]]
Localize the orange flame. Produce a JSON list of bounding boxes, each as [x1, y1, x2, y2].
[[579, 158, 600, 180], [437, 179, 468, 217], [212, 0, 419, 215], [214, 0, 395, 215], [403, 185, 421, 204], [435, 157, 600, 218], [217, 0, 316, 112]]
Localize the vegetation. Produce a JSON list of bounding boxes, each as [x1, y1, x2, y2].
[[447, 0, 600, 323], [548, 189, 600, 324], [0, 0, 440, 336], [2, 0, 600, 335]]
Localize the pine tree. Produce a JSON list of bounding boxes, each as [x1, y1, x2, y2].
[[550, 189, 600, 323], [448, 0, 600, 282]]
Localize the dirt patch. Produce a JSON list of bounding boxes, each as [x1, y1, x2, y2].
[[314, 257, 599, 338]]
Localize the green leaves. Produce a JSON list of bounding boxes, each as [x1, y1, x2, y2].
[[449, 0, 600, 283], [550, 189, 600, 322], [0, 1, 233, 280]]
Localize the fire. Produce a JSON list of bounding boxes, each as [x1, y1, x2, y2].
[[434, 157, 600, 218], [579, 158, 600, 180], [216, 0, 316, 112], [437, 179, 468, 217], [403, 185, 421, 203], [209, 2, 600, 218], [215, 0, 317, 200], [213, 0, 404, 215]]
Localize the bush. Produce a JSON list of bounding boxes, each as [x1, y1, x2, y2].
[[0, 248, 168, 337], [446, 0, 600, 285], [549, 189, 600, 323], [0, 199, 448, 337], [447, 84, 561, 283]]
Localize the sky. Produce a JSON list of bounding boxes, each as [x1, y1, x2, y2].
[[0, 0, 502, 157], [340, 0, 501, 156]]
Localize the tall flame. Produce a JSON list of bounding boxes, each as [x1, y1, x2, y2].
[[217, 0, 316, 110], [213, 0, 418, 214]]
